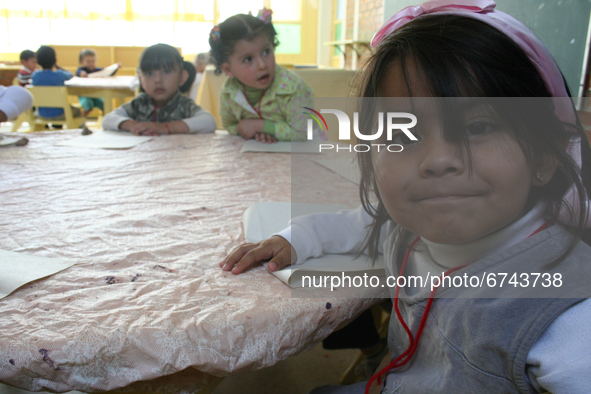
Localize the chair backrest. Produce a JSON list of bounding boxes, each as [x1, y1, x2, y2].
[[26, 86, 71, 108]]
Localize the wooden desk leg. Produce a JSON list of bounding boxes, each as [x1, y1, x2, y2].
[[103, 92, 114, 114]]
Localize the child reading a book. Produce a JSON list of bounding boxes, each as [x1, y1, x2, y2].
[[220, 1, 591, 393], [32, 45, 82, 120], [102, 44, 216, 136], [75, 49, 106, 116], [209, 8, 314, 143], [17, 50, 37, 86]]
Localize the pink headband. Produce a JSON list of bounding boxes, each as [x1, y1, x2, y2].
[[372, 0, 589, 227]]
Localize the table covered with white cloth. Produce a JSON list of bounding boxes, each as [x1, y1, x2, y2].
[[0, 130, 376, 393]]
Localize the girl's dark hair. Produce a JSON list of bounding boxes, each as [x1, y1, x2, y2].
[[139, 43, 184, 73], [138, 61, 195, 95], [180, 61, 197, 93], [357, 15, 591, 263], [209, 13, 279, 75]]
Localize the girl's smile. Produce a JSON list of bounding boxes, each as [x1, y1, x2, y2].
[[372, 62, 556, 245]]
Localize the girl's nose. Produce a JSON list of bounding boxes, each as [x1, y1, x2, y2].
[[255, 57, 266, 69], [418, 135, 465, 177]]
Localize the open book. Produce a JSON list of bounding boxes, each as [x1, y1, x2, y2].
[[88, 63, 119, 78], [243, 202, 385, 288]]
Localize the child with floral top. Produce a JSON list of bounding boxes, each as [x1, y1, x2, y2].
[[209, 8, 314, 143]]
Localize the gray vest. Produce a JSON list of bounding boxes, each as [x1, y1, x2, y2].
[[381, 225, 591, 393]]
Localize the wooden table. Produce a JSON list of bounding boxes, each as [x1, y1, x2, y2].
[[65, 76, 139, 114], [0, 130, 378, 393], [0, 65, 20, 86]]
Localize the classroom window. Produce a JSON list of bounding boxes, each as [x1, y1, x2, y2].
[[0, 0, 316, 64]]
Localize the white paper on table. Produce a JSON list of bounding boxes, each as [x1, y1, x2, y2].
[[243, 201, 385, 288], [87, 64, 119, 78], [55, 130, 152, 149], [240, 139, 323, 154], [313, 157, 361, 185], [243, 201, 349, 243], [0, 249, 76, 299], [0, 136, 26, 147]]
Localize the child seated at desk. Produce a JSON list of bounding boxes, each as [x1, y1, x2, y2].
[[17, 50, 37, 86], [209, 8, 314, 143], [75, 49, 107, 116], [31, 45, 82, 120], [102, 44, 216, 136]]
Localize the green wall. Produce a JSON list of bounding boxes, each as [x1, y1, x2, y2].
[[382, 0, 591, 96]]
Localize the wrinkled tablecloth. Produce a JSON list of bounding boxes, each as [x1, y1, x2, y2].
[[0, 131, 376, 393]]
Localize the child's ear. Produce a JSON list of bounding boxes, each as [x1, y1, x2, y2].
[[179, 68, 189, 87], [532, 155, 559, 187], [220, 63, 234, 78]]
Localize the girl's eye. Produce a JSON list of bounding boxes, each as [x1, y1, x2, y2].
[[263, 48, 270, 56], [390, 130, 420, 146], [243, 56, 252, 63], [465, 122, 494, 136], [144, 71, 153, 77]]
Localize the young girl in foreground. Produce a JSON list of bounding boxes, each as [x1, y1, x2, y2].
[[221, 1, 591, 393], [209, 9, 314, 143], [102, 44, 216, 136]]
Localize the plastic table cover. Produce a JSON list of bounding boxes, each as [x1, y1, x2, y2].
[[0, 131, 376, 393]]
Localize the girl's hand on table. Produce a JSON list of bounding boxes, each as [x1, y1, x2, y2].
[[220, 236, 295, 275], [130, 121, 165, 136], [254, 132, 277, 143], [236, 118, 265, 140]]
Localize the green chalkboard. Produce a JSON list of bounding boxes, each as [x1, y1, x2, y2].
[[383, 0, 591, 96]]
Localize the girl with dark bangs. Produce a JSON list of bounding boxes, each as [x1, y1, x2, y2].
[[102, 44, 216, 136], [221, 1, 591, 393]]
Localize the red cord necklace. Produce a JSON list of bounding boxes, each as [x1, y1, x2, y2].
[[364, 218, 553, 394]]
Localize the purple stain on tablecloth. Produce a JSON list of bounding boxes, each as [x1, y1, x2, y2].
[[39, 349, 59, 370]]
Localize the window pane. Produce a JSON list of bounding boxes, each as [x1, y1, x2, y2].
[[134, 21, 174, 47], [7, 17, 49, 49], [218, 0, 263, 23], [333, 22, 341, 55], [274, 23, 300, 54], [51, 19, 93, 45], [65, 0, 126, 14], [0, 18, 9, 53], [5, 0, 41, 11], [336, 0, 346, 20], [175, 21, 213, 55], [270, 0, 300, 21], [178, 0, 213, 21], [130, 0, 174, 16], [93, 20, 134, 46], [40, 0, 64, 11]]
